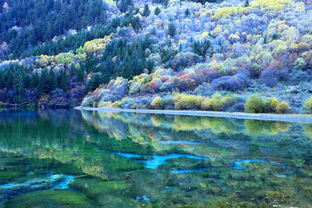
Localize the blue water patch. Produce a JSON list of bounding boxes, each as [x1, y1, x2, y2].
[[115, 152, 210, 169], [115, 152, 142, 158], [50, 174, 75, 190], [171, 168, 208, 173], [233, 159, 287, 170], [0, 174, 75, 202], [164, 187, 174, 191], [72, 131, 90, 136], [136, 195, 151, 202], [0, 183, 15, 189], [159, 141, 201, 145]]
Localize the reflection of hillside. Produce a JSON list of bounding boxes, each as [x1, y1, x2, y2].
[[86, 111, 295, 137], [0, 110, 143, 179], [82, 111, 312, 165], [1, 110, 312, 207]]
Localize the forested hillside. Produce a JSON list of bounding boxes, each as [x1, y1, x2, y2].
[[0, 0, 113, 59], [0, 0, 311, 113]]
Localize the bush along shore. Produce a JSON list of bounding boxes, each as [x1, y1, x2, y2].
[[80, 76, 312, 115]]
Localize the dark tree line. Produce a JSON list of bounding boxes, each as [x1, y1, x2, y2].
[[0, 35, 155, 103], [85, 36, 155, 91], [0, 65, 72, 103], [0, 0, 109, 59], [19, 12, 142, 58]]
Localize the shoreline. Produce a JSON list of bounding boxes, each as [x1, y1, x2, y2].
[[75, 107, 312, 123]]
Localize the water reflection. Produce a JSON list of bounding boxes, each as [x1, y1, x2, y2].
[[0, 109, 311, 207]]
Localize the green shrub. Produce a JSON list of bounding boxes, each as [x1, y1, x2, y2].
[[0, 101, 4, 107], [304, 125, 312, 139], [246, 96, 291, 114], [151, 96, 163, 109], [263, 97, 290, 113], [173, 94, 203, 110], [210, 93, 223, 111], [98, 101, 113, 108], [154, 7, 161, 15], [112, 101, 121, 108], [245, 96, 264, 113], [263, 97, 279, 112], [276, 101, 291, 114], [304, 97, 312, 113], [201, 98, 212, 110]]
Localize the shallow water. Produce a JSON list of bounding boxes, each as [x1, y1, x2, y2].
[[0, 109, 311, 208]]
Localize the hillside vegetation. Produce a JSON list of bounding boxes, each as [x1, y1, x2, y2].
[[0, 0, 311, 112]]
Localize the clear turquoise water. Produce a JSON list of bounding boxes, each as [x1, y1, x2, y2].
[[0, 109, 311, 208]]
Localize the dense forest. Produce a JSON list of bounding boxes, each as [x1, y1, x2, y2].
[[0, 0, 114, 59]]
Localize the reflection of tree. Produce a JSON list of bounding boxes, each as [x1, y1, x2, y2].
[[244, 120, 290, 136], [304, 124, 312, 139]]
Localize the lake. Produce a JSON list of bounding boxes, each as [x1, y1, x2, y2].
[[0, 109, 311, 208]]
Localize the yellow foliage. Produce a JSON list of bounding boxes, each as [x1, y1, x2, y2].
[[98, 101, 113, 108], [201, 98, 212, 111], [209, 59, 222, 71], [304, 125, 312, 139], [213, 6, 250, 19], [211, 93, 232, 111], [229, 33, 240, 40], [172, 116, 203, 131], [250, 0, 292, 11], [131, 73, 151, 84], [39, 55, 56, 66], [211, 25, 223, 37], [112, 101, 121, 108], [80, 35, 112, 54], [244, 120, 280, 136], [304, 97, 312, 113], [104, 0, 116, 6], [275, 101, 291, 114], [201, 32, 209, 39], [151, 96, 163, 109], [213, 0, 292, 19], [151, 115, 162, 127], [274, 122, 290, 132], [173, 94, 204, 110], [268, 97, 279, 110], [113, 77, 125, 86]]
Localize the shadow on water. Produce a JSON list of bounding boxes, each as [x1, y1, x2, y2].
[[0, 109, 311, 207]]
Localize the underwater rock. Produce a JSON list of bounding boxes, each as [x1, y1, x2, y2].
[[159, 140, 201, 145], [0, 174, 74, 201], [170, 168, 209, 173], [69, 178, 127, 197], [115, 152, 210, 169], [233, 159, 287, 170], [136, 195, 151, 202]]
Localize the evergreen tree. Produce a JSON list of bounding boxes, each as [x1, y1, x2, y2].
[[154, 7, 161, 15], [168, 23, 176, 37], [58, 71, 70, 91], [185, 9, 190, 17], [244, 0, 249, 7], [143, 4, 151, 17]]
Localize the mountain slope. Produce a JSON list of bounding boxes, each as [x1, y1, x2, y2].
[[0, 0, 312, 112]]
